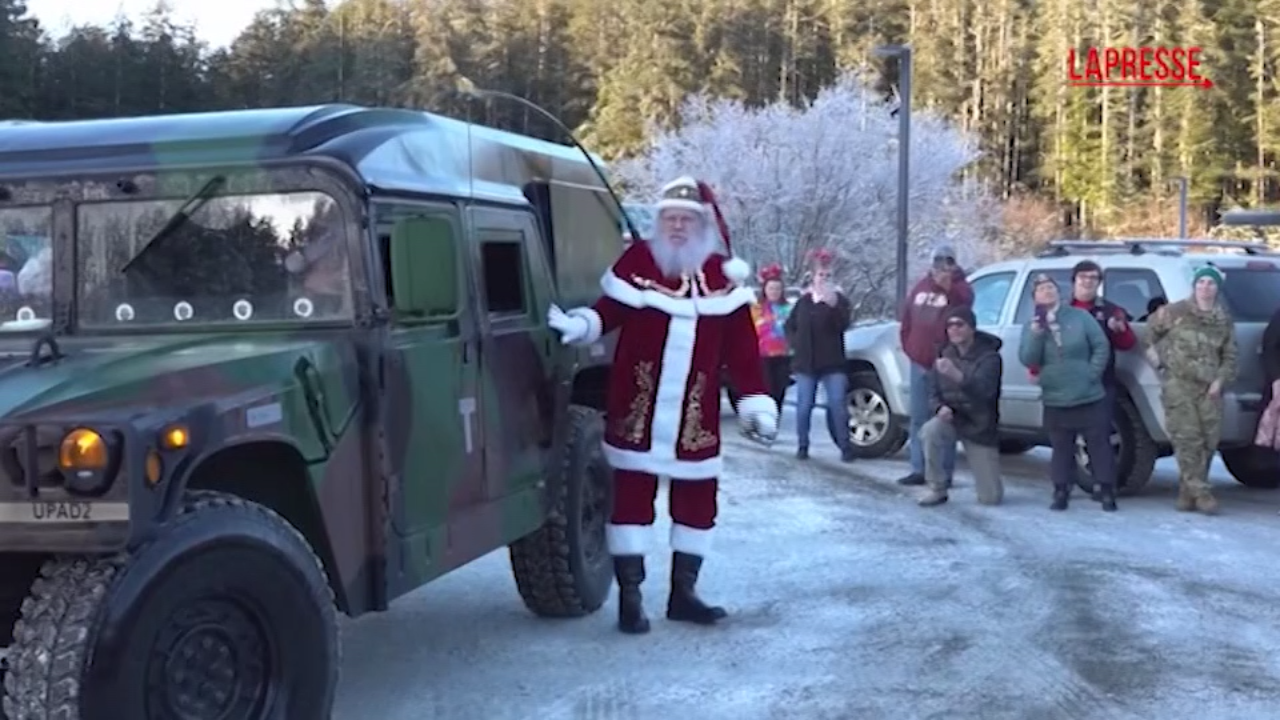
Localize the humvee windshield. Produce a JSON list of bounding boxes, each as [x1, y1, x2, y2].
[[75, 190, 353, 327], [0, 205, 53, 331]]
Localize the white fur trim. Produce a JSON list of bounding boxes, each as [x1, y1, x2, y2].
[[662, 176, 699, 193], [600, 269, 755, 318], [670, 524, 713, 556], [565, 307, 602, 344], [736, 393, 777, 421], [656, 198, 707, 215], [722, 257, 750, 285], [604, 444, 722, 480], [601, 312, 724, 480], [607, 523, 653, 555]]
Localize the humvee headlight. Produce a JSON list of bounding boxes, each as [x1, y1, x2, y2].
[[160, 425, 189, 450], [59, 429, 109, 471]]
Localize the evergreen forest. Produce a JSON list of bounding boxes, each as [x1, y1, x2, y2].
[[2, 0, 1279, 237]]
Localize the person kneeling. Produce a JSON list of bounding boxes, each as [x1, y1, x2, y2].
[[919, 307, 1005, 507]]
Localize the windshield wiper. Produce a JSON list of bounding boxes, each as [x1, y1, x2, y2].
[[119, 174, 227, 274]]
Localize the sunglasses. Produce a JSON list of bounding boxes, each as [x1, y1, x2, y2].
[[945, 319, 969, 328]]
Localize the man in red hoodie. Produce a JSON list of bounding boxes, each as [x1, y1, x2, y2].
[[1026, 260, 1137, 497], [897, 245, 974, 486]]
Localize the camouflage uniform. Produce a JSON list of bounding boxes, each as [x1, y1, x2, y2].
[[1146, 298, 1238, 512]]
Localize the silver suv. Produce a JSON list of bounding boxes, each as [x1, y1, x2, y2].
[[842, 239, 1280, 494]]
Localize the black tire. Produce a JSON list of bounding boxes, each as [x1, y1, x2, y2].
[[509, 404, 613, 618], [998, 440, 1035, 455], [1220, 446, 1280, 489], [1073, 393, 1157, 496], [4, 490, 339, 720], [845, 371, 907, 458]]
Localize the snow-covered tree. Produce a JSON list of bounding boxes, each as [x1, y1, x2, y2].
[[614, 72, 1003, 321]]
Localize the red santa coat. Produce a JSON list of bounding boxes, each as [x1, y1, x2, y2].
[[567, 241, 774, 480]]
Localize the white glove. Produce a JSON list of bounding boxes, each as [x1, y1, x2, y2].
[[547, 304, 589, 345], [742, 407, 779, 441]]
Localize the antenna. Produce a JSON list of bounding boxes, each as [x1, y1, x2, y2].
[[453, 79, 643, 242]]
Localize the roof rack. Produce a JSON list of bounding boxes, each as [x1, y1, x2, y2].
[[1037, 238, 1270, 257], [1219, 208, 1280, 226]]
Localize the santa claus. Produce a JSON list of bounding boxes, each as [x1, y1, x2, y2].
[[547, 176, 777, 635]]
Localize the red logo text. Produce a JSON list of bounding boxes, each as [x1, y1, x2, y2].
[[1067, 47, 1212, 88]]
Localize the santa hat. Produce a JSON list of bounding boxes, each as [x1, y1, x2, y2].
[[655, 176, 751, 284], [807, 247, 836, 270], [758, 263, 784, 284]]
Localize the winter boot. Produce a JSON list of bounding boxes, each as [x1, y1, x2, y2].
[[612, 555, 650, 634], [897, 472, 926, 486], [1175, 484, 1196, 512], [796, 447, 809, 460], [918, 489, 949, 507], [1050, 485, 1070, 511], [1097, 485, 1117, 512], [840, 445, 857, 463], [666, 552, 727, 625], [1195, 492, 1220, 515]]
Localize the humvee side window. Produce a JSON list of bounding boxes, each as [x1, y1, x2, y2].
[[479, 233, 528, 316]]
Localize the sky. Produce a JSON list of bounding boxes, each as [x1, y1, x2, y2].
[[29, 0, 288, 50]]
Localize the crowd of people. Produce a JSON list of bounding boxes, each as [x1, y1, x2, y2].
[[745, 245, 1245, 517]]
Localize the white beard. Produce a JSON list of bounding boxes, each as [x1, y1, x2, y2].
[[649, 226, 720, 278]]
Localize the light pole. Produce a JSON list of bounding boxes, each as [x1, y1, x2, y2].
[[874, 44, 913, 305]]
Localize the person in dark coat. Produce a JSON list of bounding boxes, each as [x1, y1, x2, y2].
[[785, 248, 855, 462], [917, 306, 1004, 507], [896, 244, 973, 487]]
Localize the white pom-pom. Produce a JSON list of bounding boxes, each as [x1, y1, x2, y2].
[[723, 256, 750, 284]]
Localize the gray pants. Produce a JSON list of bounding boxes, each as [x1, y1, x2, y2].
[[921, 417, 1004, 505]]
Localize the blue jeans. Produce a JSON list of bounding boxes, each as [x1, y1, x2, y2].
[[794, 371, 851, 451], [909, 362, 955, 478]]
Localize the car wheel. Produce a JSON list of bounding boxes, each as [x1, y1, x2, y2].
[[845, 371, 906, 458], [1073, 393, 1157, 496], [509, 405, 614, 617], [4, 491, 340, 720], [1220, 445, 1280, 489]]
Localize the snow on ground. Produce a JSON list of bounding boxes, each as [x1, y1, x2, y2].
[[334, 402, 1280, 720]]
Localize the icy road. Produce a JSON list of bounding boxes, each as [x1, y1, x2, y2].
[[334, 404, 1280, 720]]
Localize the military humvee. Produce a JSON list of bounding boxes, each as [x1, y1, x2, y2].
[[0, 104, 623, 719]]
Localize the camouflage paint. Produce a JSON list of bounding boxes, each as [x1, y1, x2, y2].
[[0, 104, 619, 619]]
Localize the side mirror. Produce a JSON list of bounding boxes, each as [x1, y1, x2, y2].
[[389, 217, 457, 317]]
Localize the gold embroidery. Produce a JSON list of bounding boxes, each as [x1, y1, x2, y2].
[[617, 361, 656, 444], [631, 273, 692, 298], [680, 372, 717, 452]]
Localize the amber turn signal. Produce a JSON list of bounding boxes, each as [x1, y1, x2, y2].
[[144, 449, 163, 486], [58, 428, 109, 471], [160, 425, 189, 450]]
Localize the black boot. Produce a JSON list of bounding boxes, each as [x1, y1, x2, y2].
[[613, 555, 650, 634], [1050, 485, 1069, 511], [666, 552, 727, 625], [1097, 485, 1117, 512]]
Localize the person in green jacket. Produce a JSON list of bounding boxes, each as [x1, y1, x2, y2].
[[1018, 273, 1117, 511]]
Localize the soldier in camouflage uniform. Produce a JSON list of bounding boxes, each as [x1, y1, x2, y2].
[[1146, 265, 1238, 514]]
